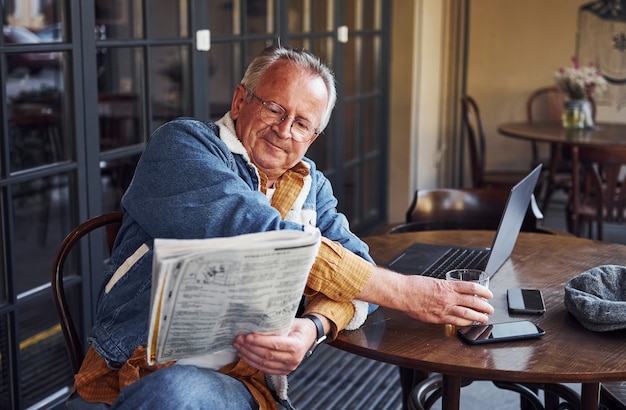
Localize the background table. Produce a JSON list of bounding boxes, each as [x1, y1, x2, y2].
[[331, 231, 626, 410], [498, 121, 626, 147]]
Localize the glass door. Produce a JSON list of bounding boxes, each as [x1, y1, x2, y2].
[[0, 1, 199, 407], [0, 1, 389, 407]]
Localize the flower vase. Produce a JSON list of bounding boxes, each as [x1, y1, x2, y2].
[[581, 100, 594, 128], [562, 100, 586, 129]]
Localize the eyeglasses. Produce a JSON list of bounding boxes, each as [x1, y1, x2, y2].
[[250, 93, 319, 143]]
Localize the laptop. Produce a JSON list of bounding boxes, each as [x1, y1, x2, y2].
[[387, 164, 542, 279]]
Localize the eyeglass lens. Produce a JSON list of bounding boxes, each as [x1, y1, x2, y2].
[[257, 99, 316, 142]]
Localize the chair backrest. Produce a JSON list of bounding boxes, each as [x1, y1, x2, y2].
[[389, 188, 544, 234], [526, 86, 597, 123], [51, 211, 123, 374], [570, 145, 626, 238], [460, 95, 486, 188], [526, 86, 567, 123]]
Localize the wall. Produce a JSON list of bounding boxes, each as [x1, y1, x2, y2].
[[388, 0, 444, 224], [388, 0, 418, 224], [466, 0, 625, 171], [387, 0, 626, 224]]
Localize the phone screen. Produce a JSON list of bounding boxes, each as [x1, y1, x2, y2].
[[457, 320, 545, 345], [507, 288, 546, 314]]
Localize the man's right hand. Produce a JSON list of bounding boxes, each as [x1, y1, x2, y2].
[[356, 266, 494, 327]]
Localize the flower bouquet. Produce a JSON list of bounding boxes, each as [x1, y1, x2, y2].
[[554, 56, 607, 100], [554, 56, 607, 128]]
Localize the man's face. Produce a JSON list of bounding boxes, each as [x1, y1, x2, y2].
[[230, 60, 328, 184]]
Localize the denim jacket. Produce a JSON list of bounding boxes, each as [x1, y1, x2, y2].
[[89, 115, 374, 368]]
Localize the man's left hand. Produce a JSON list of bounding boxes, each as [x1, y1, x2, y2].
[[232, 317, 316, 375]]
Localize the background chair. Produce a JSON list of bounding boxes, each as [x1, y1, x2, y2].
[[461, 95, 531, 190], [388, 188, 565, 236], [51, 211, 123, 374], [526, 86, 567, 169], [567, 145, 626, 241], [526, 86, 597, 212]]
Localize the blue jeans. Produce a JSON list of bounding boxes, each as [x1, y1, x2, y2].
[[67, 365, 259, 409]]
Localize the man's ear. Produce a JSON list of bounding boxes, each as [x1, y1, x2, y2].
[[230, 84, 247, 120]]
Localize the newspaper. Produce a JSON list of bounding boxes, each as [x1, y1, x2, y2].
[[147, 229, 321, 366]]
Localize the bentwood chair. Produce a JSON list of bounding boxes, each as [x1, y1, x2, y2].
[[526, 86, 568, 170], [388, 188, 560, 235], [526, 86, 597, 212], [567, 145, 626, 241], [51, 211, 124, 373], [461, 95, 531, 190]]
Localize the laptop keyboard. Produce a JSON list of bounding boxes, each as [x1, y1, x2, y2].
[[423, 247, 489, 279]]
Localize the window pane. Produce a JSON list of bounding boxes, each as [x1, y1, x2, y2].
[[150, 45, 192, 131], [101, 154, 140, 212], [364, 157, 381, 218], [148, 0, 188, 38], [344, 38, 360, 96], [0, 315, 11, 409], [363, 98, 377, 152], [5, 48, 70, 174], [244, 0, 273, 35], [363, 0, 382, 30], [305, 124, 334, 172], [207, 41, 269, 121], [306, 128, 333, 173], [7, 80, 70, 174], [363, 36, 379, 93], [313, 1, 334, 32], [208, 0, 236, 36], [96, 0, 143, 39], [98, 47, 146, 149], [345, 0, 360, 29], [288, 0, 333, 33], [3, 0, 67, 44], [346, 0, 381, 31], [12, 174, 74, 294], [19, 296, 74, 407], [208, 43, 240, 120], [344, 102, 357, 162], [342, 167, 357, 224], [0, 198, 5, 304], [3, 26, 42, 46]]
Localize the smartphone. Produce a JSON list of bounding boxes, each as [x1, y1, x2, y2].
[[457, 320, 545, 345], [507, 288, 546, 314]]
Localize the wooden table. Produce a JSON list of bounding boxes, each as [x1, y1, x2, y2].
[[331, 231, 626, 410], [498, 121, 626, 219], [497, 121, 626, 147]]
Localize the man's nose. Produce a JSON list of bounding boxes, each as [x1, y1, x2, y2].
[[272, 118, 295, 139]]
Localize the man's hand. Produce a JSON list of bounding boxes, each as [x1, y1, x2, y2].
[[232, 317, 318, 375], [357, 266, 494, 327]]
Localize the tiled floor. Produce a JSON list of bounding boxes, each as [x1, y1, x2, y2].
[[289, 192, 625, 409]]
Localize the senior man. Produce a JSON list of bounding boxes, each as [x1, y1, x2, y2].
[[69, 46, 492, 410]]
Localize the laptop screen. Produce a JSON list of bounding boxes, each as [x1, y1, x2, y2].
[[484, 164, 542, 276]]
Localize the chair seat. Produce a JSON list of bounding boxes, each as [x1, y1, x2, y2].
[[482, 170, 533, 190], [574, 200, 626, 222]]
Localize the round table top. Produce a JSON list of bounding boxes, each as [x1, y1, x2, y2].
[[332, 230, 626, 384], [498, 121, 626, 147]]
